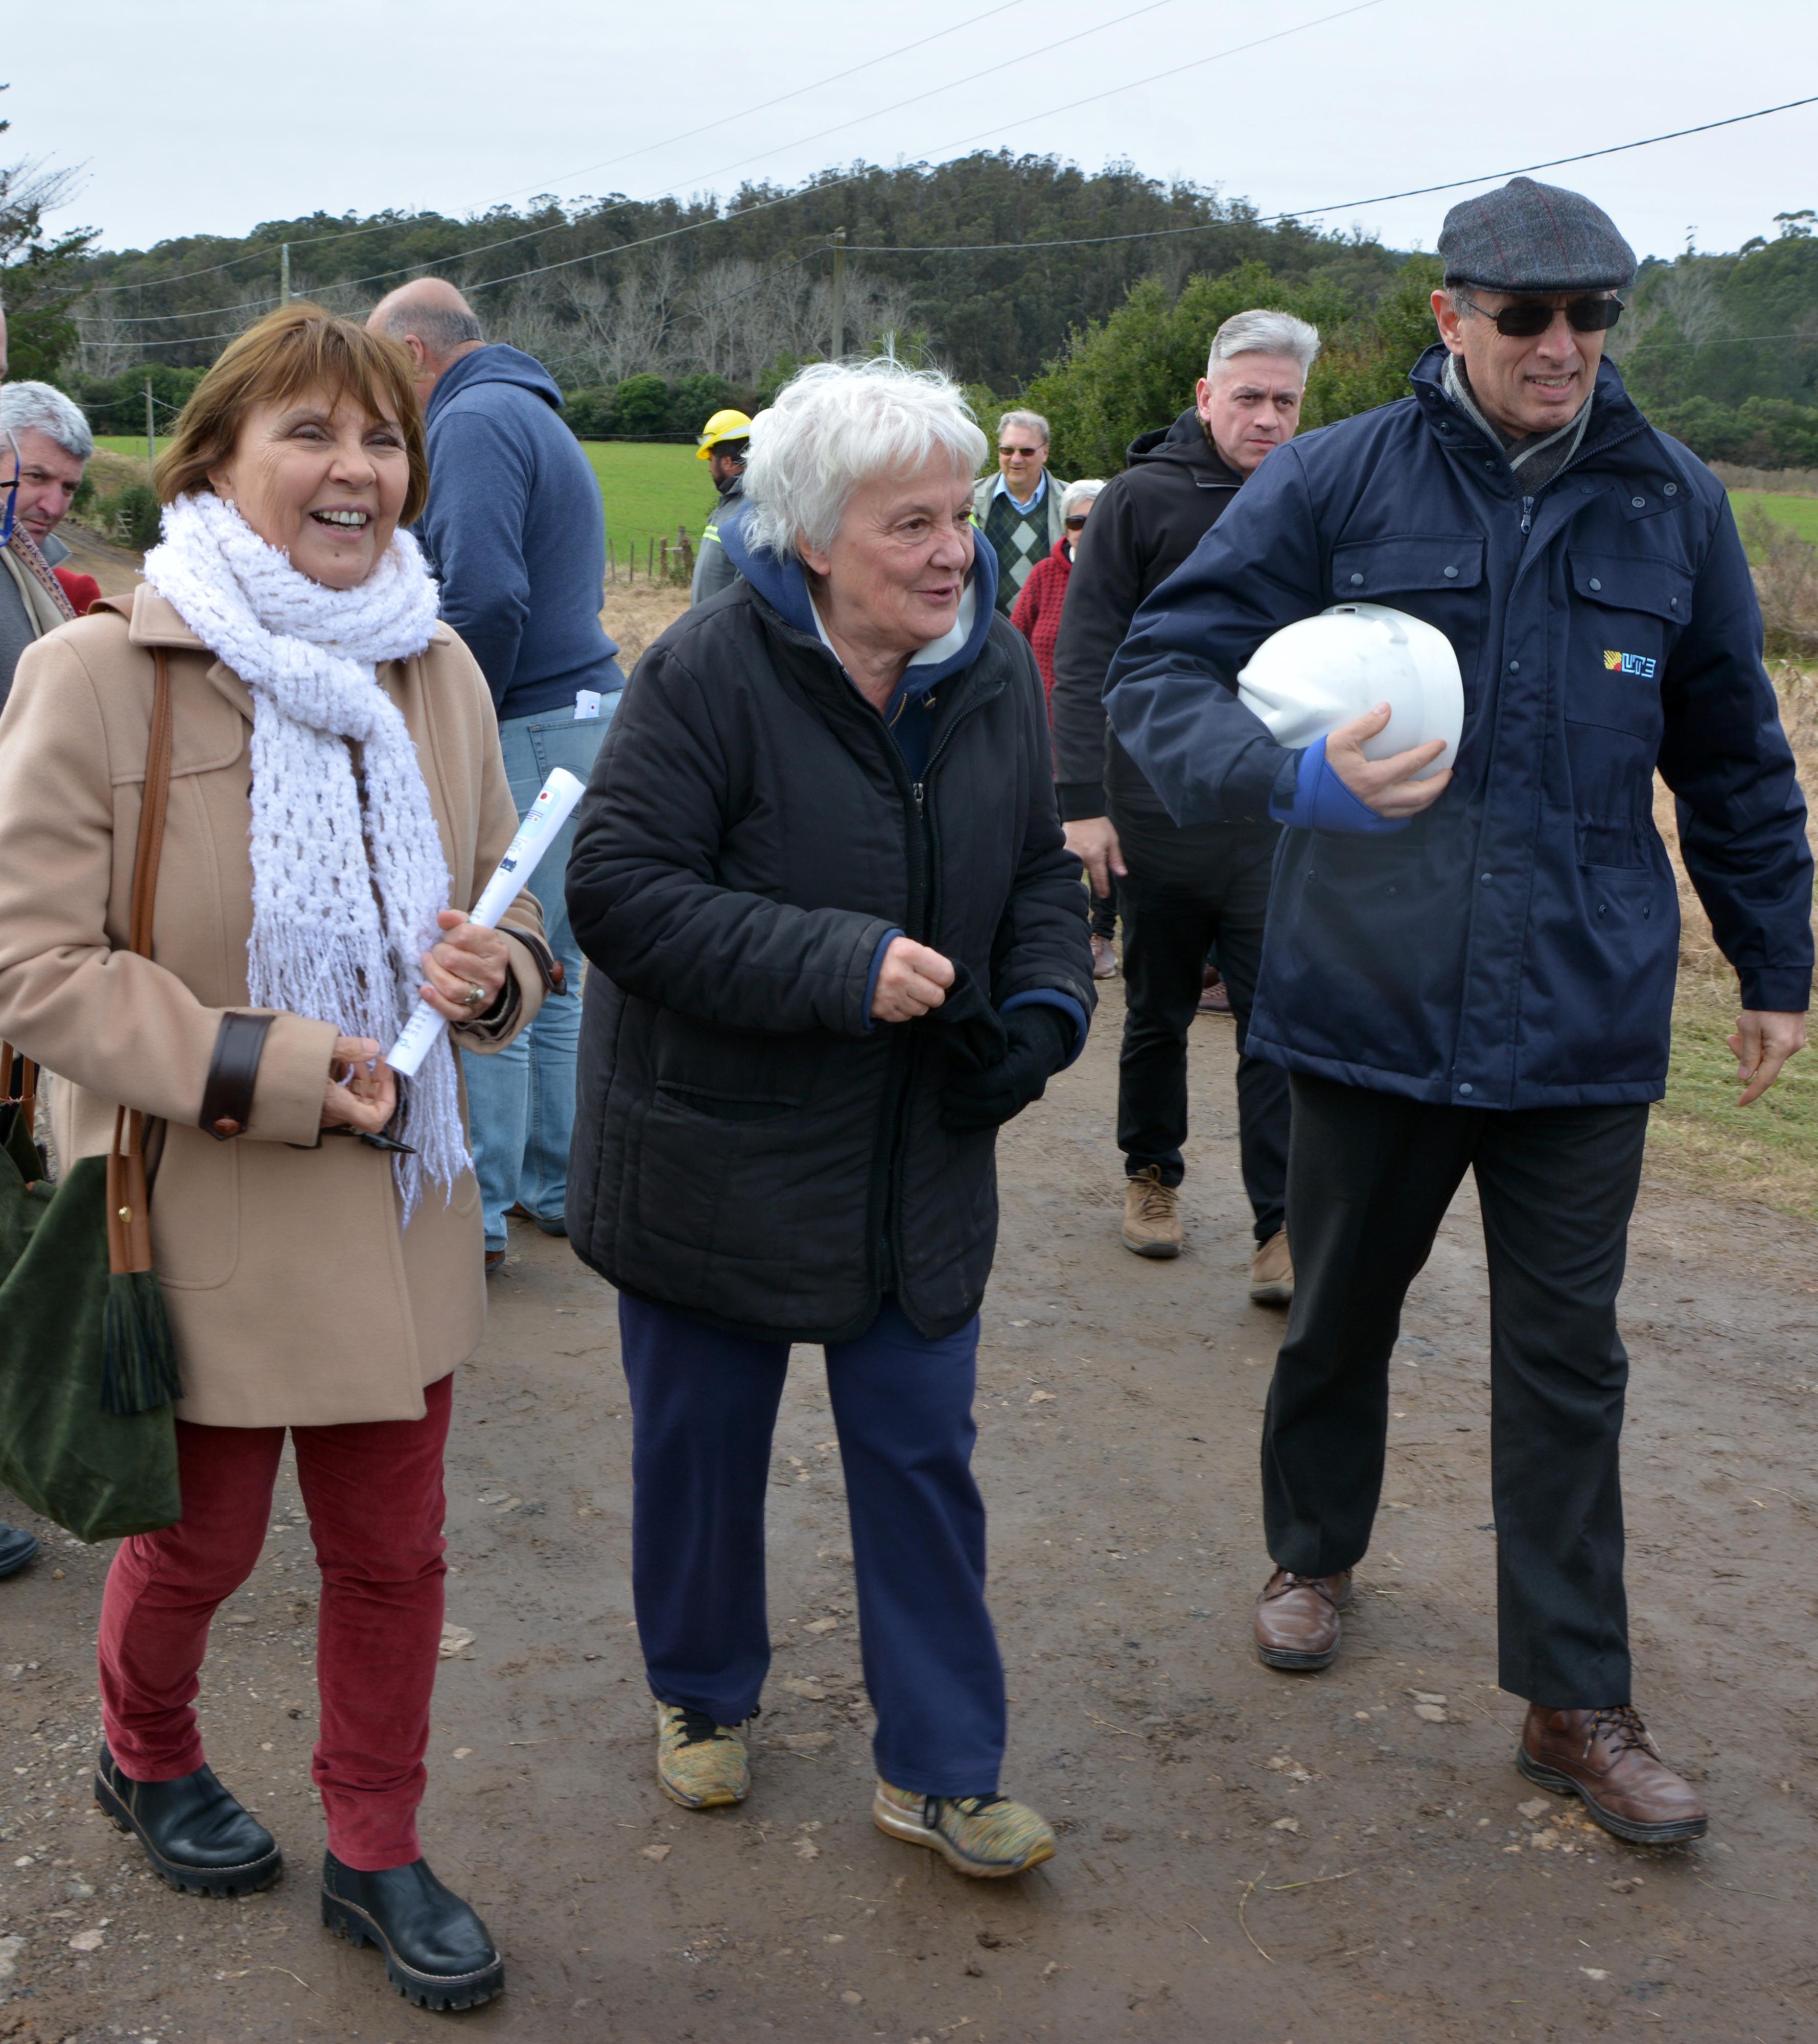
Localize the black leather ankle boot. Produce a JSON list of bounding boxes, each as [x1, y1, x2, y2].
[[94, 1743, 282, 1897], [320, 1852, 504, 2010]]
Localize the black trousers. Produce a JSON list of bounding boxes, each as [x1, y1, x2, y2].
[[1089, 873, 1118, 941], [1112, 805, 1289, 1243], [1263, 1072, 1649, 1706]]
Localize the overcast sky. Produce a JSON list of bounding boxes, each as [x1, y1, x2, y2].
[[11, 0, 1814, 270]]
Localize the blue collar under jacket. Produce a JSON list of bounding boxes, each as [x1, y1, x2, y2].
[[1105, 344, 1812, 1110], [719, 501, 999, 776]]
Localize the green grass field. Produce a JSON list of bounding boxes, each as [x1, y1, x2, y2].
[[1730, 490, 1818, 548], [99, 435, 717, 568], [577, 442, 715, 566]]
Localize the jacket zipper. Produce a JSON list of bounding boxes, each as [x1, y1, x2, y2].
[[877, 682, 1000, 1304]]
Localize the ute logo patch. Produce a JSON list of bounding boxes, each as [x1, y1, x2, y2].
[[1603, 648, 1657, 680]]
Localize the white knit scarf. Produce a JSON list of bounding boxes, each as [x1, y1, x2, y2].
[[144, 490, 467, 1219]]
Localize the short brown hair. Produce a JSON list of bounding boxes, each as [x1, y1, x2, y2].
[[155, 302, 430, 523]]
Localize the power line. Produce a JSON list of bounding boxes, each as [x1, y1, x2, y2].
[[94, 0, 1042, 295], [87, 0, 1367, 326], [847, 93, 1818, 252], [76, 82, 1818, 352], [484, 0, 1040, 203]]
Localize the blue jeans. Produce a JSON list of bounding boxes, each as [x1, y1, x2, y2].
[[617, 1294, 1007, 1799], [462, 683, 622, 1247]]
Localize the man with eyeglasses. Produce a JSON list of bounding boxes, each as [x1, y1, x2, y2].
[[1105, 179, 1812, 1848], [972, 410, 1068, 618]]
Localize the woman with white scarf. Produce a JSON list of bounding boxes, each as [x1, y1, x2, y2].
[[0, 307, 556, 2013]]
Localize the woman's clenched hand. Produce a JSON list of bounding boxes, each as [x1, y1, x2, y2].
[[320, 1035, 398, 1134], [871, 936, 955, 1023], [420, 910, 511, 1023]]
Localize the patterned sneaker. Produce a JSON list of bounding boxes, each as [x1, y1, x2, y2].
[[872, 1778, 1056, 1877], [655, 1703, 749, 1809]]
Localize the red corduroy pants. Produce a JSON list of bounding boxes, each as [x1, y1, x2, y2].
[[97, 1374, 452, 1871]]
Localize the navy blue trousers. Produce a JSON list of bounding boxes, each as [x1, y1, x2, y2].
[[617, 1294, 1007, 1799]]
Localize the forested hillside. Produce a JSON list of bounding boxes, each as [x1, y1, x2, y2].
[[21, 142, 1818, 469], [60, 153, 1402, 418]]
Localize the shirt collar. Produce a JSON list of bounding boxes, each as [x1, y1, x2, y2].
[[992, 470, 1046, 515]]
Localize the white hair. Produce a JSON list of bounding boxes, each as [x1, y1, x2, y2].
[[997, 408, 1050, 447], [1206, 309, 1321, 380], [1061, 478, 1104, 518], [743, 359, 988, 559], [0, 380, 94, 462]]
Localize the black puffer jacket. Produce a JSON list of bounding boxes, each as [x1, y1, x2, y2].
[[1050, 409, 1244, 821], [565, 525, 1094, 1345]]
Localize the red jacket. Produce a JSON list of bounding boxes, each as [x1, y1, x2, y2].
[[1009, 540, 1071, 710], [53, 567, 102, 616]]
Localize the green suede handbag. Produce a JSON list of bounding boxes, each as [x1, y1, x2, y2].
[[0, 651, 182, 1543]]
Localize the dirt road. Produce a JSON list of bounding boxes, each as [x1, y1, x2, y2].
[[4, 988, 1816, 2042]]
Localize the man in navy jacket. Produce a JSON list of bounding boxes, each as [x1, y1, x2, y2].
[[371, 281, 626, 1268], [1106, 179, 1812, 1845]]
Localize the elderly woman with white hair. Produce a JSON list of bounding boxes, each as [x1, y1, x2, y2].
[[566, 359, 1093, 1877]]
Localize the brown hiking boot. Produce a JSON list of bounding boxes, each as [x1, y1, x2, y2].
[[1249, 1229, 1293, 1305], [1197, 966, 1232, 1016], [1122, 1167, 1182, 1258], [1254, 1568, 1352, 1670], [1517, 1705, 1708, 1844]]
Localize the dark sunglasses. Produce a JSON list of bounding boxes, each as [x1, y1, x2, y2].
[[999, 445, 1042, 458], [1063, 515, 1088, 529], [1458, 292, 1623, 338]]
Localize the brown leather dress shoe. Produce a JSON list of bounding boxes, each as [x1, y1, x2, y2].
[[1253, 1568, 1351, 1670], [1196, 966, 1232, 1016], [1517, 1705, 1708, 1845]]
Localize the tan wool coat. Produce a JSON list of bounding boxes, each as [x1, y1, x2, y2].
[[0, 586, 548, 1428]]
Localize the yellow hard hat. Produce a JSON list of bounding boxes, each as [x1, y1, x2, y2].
[[696, 409, 754, 459]]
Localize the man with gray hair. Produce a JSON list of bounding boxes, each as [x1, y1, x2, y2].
[[1, 379, 96, 714], [972, 408, 1068, 617], [1107, 181, 1812, 1842], [1051, 308, 1316, 1294], [368, 277, 626, 1271]]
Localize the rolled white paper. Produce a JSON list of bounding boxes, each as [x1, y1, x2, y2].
[[386, 766, 588, 1078]]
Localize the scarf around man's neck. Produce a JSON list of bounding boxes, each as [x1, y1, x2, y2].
[[1443, 352, 1593, 494], [1, 523, 78, 634], [143, 490, 465, 1220]]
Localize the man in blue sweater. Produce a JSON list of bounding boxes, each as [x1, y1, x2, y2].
[[371, 280, 626, 1270]]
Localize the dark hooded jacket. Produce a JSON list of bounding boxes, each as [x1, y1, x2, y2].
[[418, 344, 620, 722], [565, 509, 1094, 1344], [1105, 346, 1813, 1110], [1050, 408, 1247, 822]]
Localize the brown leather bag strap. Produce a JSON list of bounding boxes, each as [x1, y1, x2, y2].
[[130, 649, 175, 962], [107, 648, 175, 1276]]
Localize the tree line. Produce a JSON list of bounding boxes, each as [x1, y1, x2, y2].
[[5, 113, 1814, 472]]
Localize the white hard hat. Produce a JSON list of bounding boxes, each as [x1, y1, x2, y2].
[[1237, 603, 1463, 781]]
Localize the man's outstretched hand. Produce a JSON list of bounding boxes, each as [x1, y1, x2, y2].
[[1728, 1010, 1807, 1106]]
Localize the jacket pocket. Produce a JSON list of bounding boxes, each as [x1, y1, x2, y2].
[[1566, 552, 1693, 739], [1328, 535, 1488, 710], [147, 1123, 240, 1290], [629, 1085, 871, 1320]]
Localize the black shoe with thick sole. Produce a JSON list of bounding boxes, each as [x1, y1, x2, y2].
[[321, 1852, 504, 2011], [0, 1523, 40, 1579], [94, 1743, 282, 1897]]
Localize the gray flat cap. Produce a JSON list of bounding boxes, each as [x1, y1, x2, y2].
[[1438, 176, 1637, 294]]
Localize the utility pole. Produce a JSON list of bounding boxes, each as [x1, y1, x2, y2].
[[145, 375, 155, 472], [280, 242, 291, 304], [829, 226, 846, 362]]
